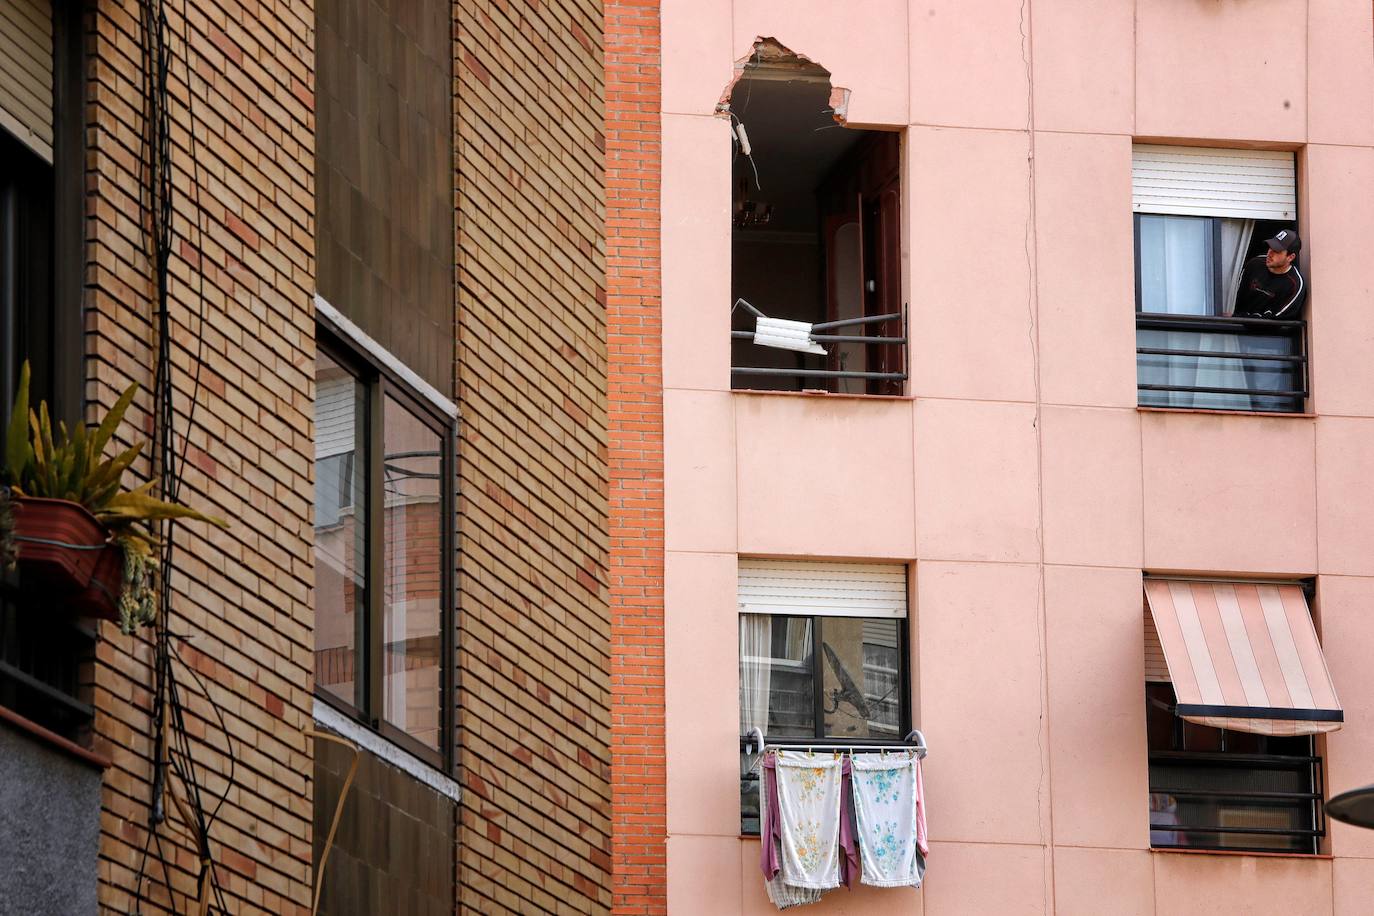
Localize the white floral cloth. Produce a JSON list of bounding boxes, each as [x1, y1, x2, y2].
[[759, 769, 823, 910], [850, 753, 928, 888], [774, 754, 844, 890]]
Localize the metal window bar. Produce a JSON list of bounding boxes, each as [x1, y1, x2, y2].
[[1135, 313, 1308, 409], [0, 582, 97, 741], [740, 726, 928, 759], [1149, 749, 1323, 853], [731, 298, 908, 383]]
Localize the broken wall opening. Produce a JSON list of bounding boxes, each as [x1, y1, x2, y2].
[[725, 42, 905, 395]]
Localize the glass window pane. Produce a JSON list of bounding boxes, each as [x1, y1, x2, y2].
[[739, 614, 814, 738], [1138, 215, 1215, 315], [314, 352, 365, 709], [381, 396, 444, 751], [821, 617, 901, 739]]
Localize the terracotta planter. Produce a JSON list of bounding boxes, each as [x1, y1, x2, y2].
[[10, 496, 120, 620]]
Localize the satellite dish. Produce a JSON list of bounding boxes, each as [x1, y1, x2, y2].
[[821, 642, 870, 720]]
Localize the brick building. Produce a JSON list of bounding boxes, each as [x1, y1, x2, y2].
[[605, 0, 1374, 914], [1, 1, 610, 914]]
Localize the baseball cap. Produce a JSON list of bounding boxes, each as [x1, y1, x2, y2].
[[1265, 228, 1301, 254]]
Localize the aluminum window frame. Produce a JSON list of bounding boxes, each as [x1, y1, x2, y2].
[[314, 316, 458, 774]]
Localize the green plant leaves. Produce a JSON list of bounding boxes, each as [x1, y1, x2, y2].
[[4, 361, 31, 486], [98, 482, 229, 529]]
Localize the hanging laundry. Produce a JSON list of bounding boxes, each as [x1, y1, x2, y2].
[[850, 753, 928, 888], [759, 758, 823, 910], [774, 754, 846, 890]]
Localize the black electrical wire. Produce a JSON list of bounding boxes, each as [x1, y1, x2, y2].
[[130, 0, 236, 911]]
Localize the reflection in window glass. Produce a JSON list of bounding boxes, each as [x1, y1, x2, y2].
[[313, 352, 365, 709], [823, 617, 900, 739], [740, 614, 814, 739], [382, 396, 443, 751]]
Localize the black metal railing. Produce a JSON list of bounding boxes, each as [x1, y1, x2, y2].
[[731, 298, 907, 393], [1149, 750, 1324, 854], [1136, 313, 1308, 413]]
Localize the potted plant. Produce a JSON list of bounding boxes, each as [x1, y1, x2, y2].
[[1, 362, 227, 632]]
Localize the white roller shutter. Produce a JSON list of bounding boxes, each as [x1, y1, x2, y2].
[[0, 0, 53, 162], [315, 375, 356, 460], [1132, 145, 1296, 220], [738, 559, 908, 619]]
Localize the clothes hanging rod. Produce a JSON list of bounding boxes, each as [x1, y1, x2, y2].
[[741, 727, 928, 759]]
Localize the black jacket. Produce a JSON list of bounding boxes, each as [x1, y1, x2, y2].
[[1234, 256, 1305, 319]]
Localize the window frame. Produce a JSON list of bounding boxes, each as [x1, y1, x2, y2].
[[314, 316, 458, 773], [1143, 578, 1327, 855], [1132, 213, 1225, 316]]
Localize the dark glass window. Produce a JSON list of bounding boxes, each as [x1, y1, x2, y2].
[[313, 327, 456, 770], [1146, 683, 1322, 854]]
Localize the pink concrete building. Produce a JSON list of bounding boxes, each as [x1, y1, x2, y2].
[[613, 0, 1374, 912]]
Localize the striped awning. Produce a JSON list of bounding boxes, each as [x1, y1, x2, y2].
[[1144, 580, 1342, 736]]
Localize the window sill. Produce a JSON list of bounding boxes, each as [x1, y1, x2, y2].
[[732, 388, 912, 403], [1150, 847, 1330, 861], [0, 704, 109, 771], [1137, 406, 1315, 420], [312, 698, 461, 802]]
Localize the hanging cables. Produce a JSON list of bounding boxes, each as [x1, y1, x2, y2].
[[131, 0, 234, 911]]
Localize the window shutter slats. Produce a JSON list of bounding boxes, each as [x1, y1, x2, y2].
[[737, 559, 908, 619], [0, 0, 53, 163], [314, 375, 356, 460], [1132, 145, 1296, 220]]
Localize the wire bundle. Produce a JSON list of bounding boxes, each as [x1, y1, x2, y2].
[[130, 0, 235, 912]]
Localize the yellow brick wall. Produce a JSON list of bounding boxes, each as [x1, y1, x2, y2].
[[454, 0, 611, 910], [85, 1, 316, 912]]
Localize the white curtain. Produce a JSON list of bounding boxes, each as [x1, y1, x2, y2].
[[1219, 218, 1255, 316], [1138, 215, 1214, 315], [740, 614, 774, 734], [1138, 216, 1254, 409]]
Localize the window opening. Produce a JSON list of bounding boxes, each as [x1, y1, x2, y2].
[[737, 559, 912, 834], [725, 43, 905, 395], [1132, 146, 1306, 412], [313, 324, 456, 771], [1143, 581, 1328, 853]]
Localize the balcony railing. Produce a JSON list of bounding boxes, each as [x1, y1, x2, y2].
[[731, 298, 907, 393], [0, 581, 96, 743], [1136, 313, 1307, 413]]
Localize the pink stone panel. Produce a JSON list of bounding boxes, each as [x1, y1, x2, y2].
[[1033, 131, 1137, 409], [920, 841, 1047, 915], [1306, 144, 1374, 417], [739, 840, 923, 915], [908, 126, 1036, 402], [734, 394, 916, 558], [1316, 419, 1374, 576], [918, 562, 1048, 844], [1040, 408, 1143, 568], [1141, 412, 1317, 575], [662, 113, 733, 391], [1150, 851, 1332, 915], [1308, 0, 1374, 147], [915, 400, 1039, 564], [909, 0, 1029, 130], [1135, 0, 1306, 143], [667, 834, 743, 915], [665, 551, 745, 837], [1315, 576, 1374, 859], [663, 0, 735, 116], [1045, 566, 1150, 850], [1334, 857, 1374, 916], [732, 0, 909, 126], [1030, 0, 1134, 134], [1052, 847, 1153, 916], [665, 390, 738, 553]]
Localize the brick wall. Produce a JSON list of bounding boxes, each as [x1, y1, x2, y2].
[[604, 0, 666, 911], [86, 1, 316, 912], [453, 0, 612, 912]]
